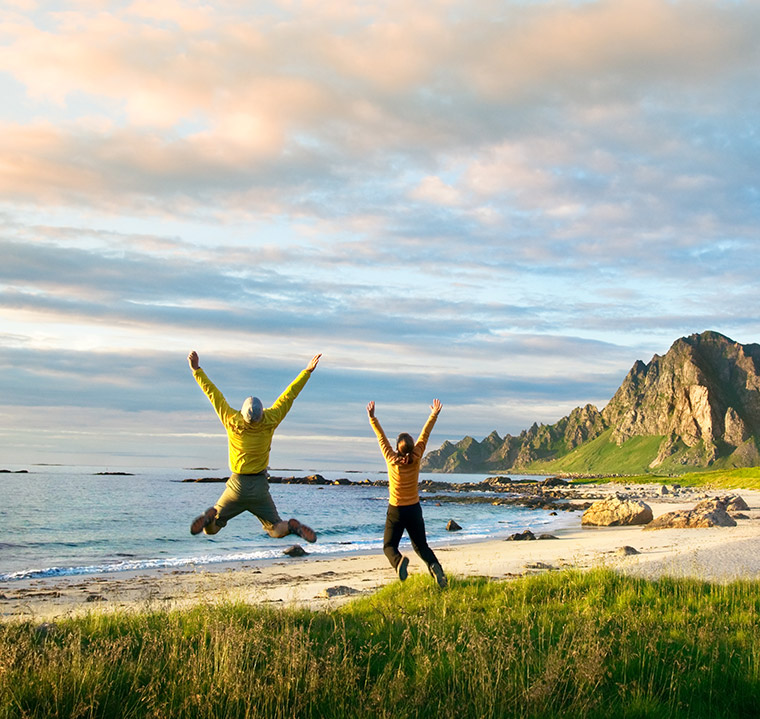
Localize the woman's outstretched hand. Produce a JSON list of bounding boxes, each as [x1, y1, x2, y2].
[[430, 398, 442, 416], [305, 353, 322, 372], [366, 401, 375, 418], [188, 351, 200, 371]]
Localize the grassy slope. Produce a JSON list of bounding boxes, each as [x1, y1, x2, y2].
[[575, 466, 760, 490], [525, 428, 665, 475], [3, 570, 760, 719]]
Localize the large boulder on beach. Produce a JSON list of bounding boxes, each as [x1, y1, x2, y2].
[[581, 496, 653, 527], [645, 504, 737, 530]]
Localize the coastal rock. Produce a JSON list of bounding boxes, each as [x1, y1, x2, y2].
[[506, 529, 536, 541], [283, 545, 308, 557], [538, 533, 558, 540], [645, 504, 737, 530], [542, 477, 569, 487], [581, 496, 653, 527], [446, 519, 462, 531]]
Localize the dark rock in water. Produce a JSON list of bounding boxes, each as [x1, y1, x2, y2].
[[86, 594, 107, 602], [0, 469, 28, 473], [542, 477, 568, 487], [283, 545, 308, 557], [506, 529, 536, 541], [94, 471, 133, 476], [616, 546, 640, 556], [446, 519, 462, 531]]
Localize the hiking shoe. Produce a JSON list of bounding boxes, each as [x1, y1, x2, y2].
[[429, 562, 448, 589], [288, 518, 317, 543], [190, 507, 217, 535], [397, 555, 409, 581]]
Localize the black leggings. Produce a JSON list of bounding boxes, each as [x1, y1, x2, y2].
[[383, 502, 439, 569]]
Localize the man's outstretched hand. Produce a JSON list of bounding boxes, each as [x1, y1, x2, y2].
[[188, 351, 200, 371], [306, 353, 322, 373], [366, 401, 375, 418]]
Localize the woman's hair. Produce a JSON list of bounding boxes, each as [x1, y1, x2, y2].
[[395, 433, 415, 465]]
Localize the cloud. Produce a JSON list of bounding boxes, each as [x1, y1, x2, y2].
[[2, 0, 760, 466]]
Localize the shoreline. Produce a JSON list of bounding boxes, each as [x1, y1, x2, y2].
[[4, 483, 760, 622]]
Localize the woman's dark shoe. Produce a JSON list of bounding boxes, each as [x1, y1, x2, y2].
[[397, 555, 409, 581], [429, 562, 448, 589]]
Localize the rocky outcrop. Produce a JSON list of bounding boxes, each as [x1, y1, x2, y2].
[[644, 495, 745, 530], [581, 496, 654, 526], [422, 331, 760, 473], [644, 506, 736, 530], [602, 331, 760, 468]]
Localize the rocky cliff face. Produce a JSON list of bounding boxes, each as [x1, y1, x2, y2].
[[603, 331, 760, 467], [421, 331, 760, 473]]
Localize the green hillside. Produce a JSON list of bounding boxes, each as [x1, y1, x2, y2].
[[526, 428, 665, 475]]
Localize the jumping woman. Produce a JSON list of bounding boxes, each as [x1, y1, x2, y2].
[[367, 399, 447, 588]]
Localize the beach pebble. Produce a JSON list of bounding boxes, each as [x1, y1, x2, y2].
[[616, 546, 641, 556], [524, 561, 555, 570], [319, 585, 359, 598]]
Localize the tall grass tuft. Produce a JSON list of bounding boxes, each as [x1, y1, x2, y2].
[[2, 569, 760, 718]]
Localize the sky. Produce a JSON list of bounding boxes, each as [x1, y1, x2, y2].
[[1, 0, 759, 471]]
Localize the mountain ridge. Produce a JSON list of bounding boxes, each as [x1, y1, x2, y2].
[[421, 331, 760, 474]]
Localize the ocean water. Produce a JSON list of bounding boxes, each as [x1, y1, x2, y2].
[[0, 465, 574, 581]]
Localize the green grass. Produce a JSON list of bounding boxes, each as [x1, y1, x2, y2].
[[572, 466, 760, 490], [526, 429, 666, 476], [3, 570, 760, 718]]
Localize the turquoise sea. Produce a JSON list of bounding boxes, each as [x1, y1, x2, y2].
[[0, 465, 573, 581]]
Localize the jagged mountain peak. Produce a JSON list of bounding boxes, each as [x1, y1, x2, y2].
[[422, 331, 760, 474]]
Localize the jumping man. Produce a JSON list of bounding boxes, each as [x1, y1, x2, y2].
[[188, 350, 321, 543]]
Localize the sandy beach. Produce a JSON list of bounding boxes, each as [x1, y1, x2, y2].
[[4, 483, 760, 622]]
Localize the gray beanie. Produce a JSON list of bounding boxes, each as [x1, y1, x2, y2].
[[241, 396, 264, 423]]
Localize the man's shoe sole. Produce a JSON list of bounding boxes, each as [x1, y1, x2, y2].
[[288, 518, 317, 543], [191, 507, 217, 535]]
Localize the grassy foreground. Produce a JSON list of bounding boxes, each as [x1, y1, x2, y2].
[[2, 570, 760, 719], [574, 466, 760, 490]]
